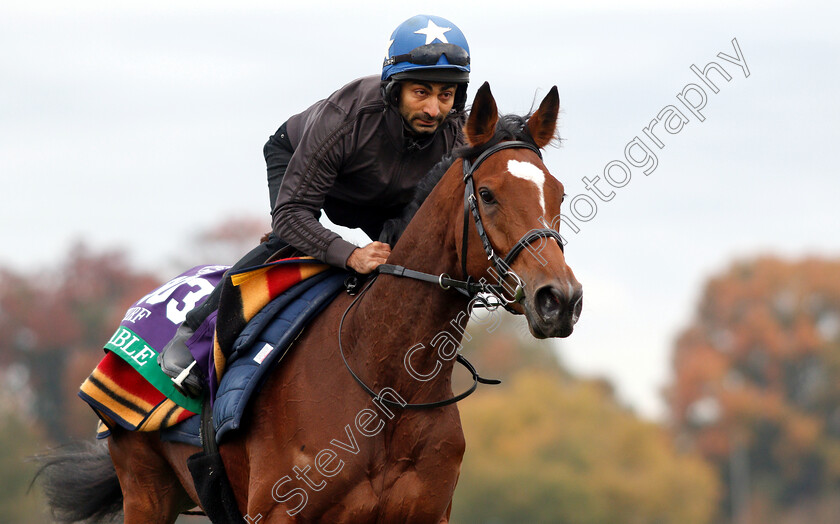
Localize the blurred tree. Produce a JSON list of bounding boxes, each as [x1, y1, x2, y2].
[[0, 402, 52, 523], [667, 257, 840, 523], [170, 215, 268, 270], [0, 243, 159, 440], [453, 315, 719, 524]]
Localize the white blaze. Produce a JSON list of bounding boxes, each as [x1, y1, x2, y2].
[[507, 159, 546, 216]]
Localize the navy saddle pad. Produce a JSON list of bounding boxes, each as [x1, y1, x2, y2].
[[162, 270, 346, 446]]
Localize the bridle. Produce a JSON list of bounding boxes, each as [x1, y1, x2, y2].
[[380, 139, 565, 309], [458, 140, 564, 304], [340, 140, 566, 409]]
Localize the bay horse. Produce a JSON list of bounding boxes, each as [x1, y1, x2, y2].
[[37, 83, 582, 523]]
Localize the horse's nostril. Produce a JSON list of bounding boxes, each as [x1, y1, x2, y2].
[[535, 286, 563, 321]]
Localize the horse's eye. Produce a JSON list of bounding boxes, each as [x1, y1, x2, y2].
[[479, 188, 496, 205]]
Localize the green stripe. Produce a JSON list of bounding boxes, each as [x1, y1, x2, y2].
[[104, 326, 203, 413]]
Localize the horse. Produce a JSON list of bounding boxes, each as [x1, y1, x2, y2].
[[36, 82, 582, 523]]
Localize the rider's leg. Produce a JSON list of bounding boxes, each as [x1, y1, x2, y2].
[[157, 234, 288, 396]]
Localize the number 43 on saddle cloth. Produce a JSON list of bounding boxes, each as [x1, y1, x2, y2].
[[79, 258, 332, 438]]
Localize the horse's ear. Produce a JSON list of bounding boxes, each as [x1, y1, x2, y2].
[[526, 86, 560, 148], [465, 82, 499, 147]]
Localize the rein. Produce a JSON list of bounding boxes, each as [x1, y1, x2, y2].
[[338, 140, 564, 410], [338, 275, 501, 410]]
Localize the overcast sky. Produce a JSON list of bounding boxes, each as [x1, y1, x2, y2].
[[2, 0, 838, 419]]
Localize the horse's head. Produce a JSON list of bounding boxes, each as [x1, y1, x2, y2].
[[457, 83, 582, 338]]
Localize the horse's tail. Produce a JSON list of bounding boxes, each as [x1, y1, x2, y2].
[[32, 441, 123, 522]]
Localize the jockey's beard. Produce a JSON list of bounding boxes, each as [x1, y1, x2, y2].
[[406, 112, 446, 135]]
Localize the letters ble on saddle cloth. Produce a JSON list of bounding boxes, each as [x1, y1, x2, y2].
[[79, 258, 332, 438]]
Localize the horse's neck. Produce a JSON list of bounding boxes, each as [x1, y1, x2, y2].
[[348, 170, 468, 402]]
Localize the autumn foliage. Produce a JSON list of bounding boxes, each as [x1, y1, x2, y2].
[[667, 256, 840, 521], [453, 317, 719, 524], [0, 243, 159, 439]]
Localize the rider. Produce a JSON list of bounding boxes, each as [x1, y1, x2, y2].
[[158, 14, 471, 396]]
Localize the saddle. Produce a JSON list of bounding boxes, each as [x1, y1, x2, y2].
[[79, 258, 346, 440]]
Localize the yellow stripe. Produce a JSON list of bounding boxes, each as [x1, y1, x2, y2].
[[137, 399, 188, 431], [80, 375, 147, 429], [239, 274, 270, 321], [137, 401, 167, 430], [214, 336, 226, 382], [230, 266, 271, 287], [299, 263, 329, 280]]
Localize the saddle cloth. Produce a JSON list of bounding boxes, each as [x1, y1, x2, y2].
[[79, 258, 343, 438]]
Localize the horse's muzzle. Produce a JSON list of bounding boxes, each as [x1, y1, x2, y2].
[[526, 284, 583, 339]]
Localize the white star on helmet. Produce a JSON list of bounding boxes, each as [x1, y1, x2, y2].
[[414, 19, 451, 45]]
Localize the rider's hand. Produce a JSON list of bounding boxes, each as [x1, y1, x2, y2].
[[346, 241, 391, 274]]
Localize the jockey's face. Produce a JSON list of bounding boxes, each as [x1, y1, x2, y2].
[[398, 81, 457, 135]]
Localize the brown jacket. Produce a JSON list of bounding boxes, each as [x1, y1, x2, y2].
[[269, 75, 464, 268]]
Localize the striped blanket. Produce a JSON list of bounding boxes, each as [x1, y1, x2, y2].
[[79, 258, 330, 437]]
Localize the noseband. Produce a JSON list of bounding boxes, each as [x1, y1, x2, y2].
[[340, 140, 566, 410]]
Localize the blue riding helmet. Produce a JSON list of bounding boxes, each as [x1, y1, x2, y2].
[[382, 14, 470, 84]]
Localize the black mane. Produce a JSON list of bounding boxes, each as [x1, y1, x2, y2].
[[379, 114, 541, 246]]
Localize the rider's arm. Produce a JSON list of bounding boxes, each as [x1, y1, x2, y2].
[[270, 101, 359, 269]]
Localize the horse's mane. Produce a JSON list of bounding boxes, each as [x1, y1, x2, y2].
[[379, 113, 547, 246]]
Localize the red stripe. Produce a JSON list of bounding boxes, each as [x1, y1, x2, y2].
[[174, 409, 194, 424], [266, 264, 304, 298], [98, 352, 165, 406]]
